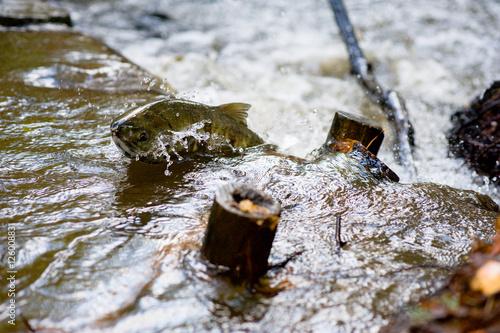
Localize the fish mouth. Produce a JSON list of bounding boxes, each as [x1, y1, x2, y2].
[[110, 127, 164, 163], [110, 128, 139, 158]]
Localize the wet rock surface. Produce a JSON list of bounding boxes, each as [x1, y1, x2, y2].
[[0, 29, 173, 94], [0, 5, 499, 333], [0, 0, 72, 27], [406, 217, 500, 333]]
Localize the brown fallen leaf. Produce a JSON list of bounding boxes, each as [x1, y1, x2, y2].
[[470, 260, 500, 296]]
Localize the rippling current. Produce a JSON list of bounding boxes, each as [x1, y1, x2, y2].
[[1, 0, 499, 332]]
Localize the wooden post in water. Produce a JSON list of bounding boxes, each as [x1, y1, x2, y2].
[[326, 110, 384, 155], [202, 183, 281, 285], [323, 110, 400, 182]]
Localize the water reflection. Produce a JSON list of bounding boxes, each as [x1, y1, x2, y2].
[[83, 147, 498, 332], [1, 2, 500, 331]]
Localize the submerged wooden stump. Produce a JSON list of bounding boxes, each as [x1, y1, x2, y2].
[[202, 183, 281, 285], [326, 110, 384, 156], [319, 110, 399, 182]]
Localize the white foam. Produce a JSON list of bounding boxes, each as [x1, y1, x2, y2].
[[73, 0, 500, 202]]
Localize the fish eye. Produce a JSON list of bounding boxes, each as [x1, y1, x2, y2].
[[138, 131, 149, 142]]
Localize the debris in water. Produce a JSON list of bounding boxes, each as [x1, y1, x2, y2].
[[327, 0, 416, 172], [325, 110, 385, 156], [335, 215, 346, 248], [448, 81, 500, 186], [314, 109, 399, 181], [328, 139, 400, 182], [408, 216, 500, 332], [202, 183, 281, 286]]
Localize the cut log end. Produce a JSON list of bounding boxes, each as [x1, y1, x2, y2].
[[326, 110, 385, 156], [202, 183, 281, 286]]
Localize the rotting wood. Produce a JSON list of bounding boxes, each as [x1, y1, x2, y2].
[[327, 0, 417, 174], [202, 183, 281, 286], [349, 141, 400, 182], [326, 110, 385, 156], [328, 139, 400, 182], [319, 110, 400, 182]]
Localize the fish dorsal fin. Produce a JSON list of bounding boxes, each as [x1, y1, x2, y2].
[[218, 103, 251, 126]]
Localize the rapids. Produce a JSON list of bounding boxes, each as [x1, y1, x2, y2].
[[1, 1, 499, 332]]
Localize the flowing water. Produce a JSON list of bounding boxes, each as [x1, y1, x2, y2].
[[1, 0, 500, 332]]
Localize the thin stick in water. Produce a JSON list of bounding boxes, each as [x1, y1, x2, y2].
[[336, 215, 346, 248], [327, 0, 417, 174]]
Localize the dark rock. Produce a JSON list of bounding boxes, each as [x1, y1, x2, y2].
[[0, 0, 72, 27]]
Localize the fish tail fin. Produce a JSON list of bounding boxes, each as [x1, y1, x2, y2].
[[218, 103, 251, 126]]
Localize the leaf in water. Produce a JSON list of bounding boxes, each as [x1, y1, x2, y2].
[[470, 260, 500, 296]]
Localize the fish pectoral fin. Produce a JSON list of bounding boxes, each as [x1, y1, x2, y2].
[[218, 103, 251, 126]]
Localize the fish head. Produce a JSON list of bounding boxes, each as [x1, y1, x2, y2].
[[110, 101, 173, 163]]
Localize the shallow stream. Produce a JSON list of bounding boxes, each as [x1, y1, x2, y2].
[[1, 0, 499, 332]]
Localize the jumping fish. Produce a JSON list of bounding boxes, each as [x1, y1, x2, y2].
[[110, 98, 264, 163]]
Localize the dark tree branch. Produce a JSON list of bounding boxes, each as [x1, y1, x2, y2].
[[327, 0, 417, 172]]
